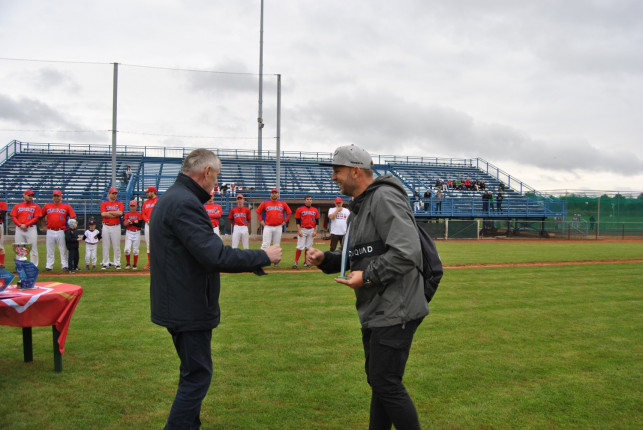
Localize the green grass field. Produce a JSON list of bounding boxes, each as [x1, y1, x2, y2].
[[1, 241, 642, 429]]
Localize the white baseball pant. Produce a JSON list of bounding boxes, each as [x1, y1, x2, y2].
[[232, 225, 249, 249], [85, 243, 98, 266], [261, 225, 283, 249], [14, 225, 39, 266], [145, 222, 151, 253], [124, 230, 141, 256], [46, 229, 68, 270], [296, 227, 315, 250], [102, 224, 121, 267]]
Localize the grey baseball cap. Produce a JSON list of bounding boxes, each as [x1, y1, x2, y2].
[[320, 144, 373, 170]]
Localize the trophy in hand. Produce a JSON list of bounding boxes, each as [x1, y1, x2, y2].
[[13, 243, 39, 289]]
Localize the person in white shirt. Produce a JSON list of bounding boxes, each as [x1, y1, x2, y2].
[[327, 197, 350, 251]]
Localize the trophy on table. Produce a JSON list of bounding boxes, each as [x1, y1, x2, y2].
[[13, 243, 39, 289]]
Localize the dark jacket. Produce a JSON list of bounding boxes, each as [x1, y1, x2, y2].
[[64, 228, 80, 249], [150, 173, 271, 331], [319, 175, 428, 328]]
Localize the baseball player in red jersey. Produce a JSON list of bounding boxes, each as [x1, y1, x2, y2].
[[256, 188, 292, 267], [41, 189, 77, 271], [228, 194, 251, 249], [123, 200, 143, 269], [292, 195, 320, 268], [100, 187, 124, 269], [10, 189, 42, 266], [203, 192, 223, 237], [0, 193, 7, 267], [141, 186, 158, 270]]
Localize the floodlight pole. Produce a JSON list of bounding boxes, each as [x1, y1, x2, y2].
[[276, 74, 281, 190], [111, 62, 118, 188], [257, 0, 264, 158]]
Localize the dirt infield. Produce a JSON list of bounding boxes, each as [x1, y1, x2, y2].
[[30, 258, 643, 278]]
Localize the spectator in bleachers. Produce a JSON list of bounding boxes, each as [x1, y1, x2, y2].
[[423, 188, 432, 211], [480, 181, 486, 190], [435, 178, 443, 190], [464, 178, 472, 190], [41, 190, 77, 271], [10, 189, 41, 266], [473, 180, 480, 191], [413, 191, 421, 212], [498, 181, 506, 192], [446, 179, 453, 190], [100, 187, 124, 270], [482, 190, 491, 213], [455, 178, 462, 190], [122, 165, 132, 183], [0, 193, 7, 268], [496, 193, 503, 212], [435, 190, 443, 213]]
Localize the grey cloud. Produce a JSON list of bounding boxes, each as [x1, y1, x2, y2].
[[295, 89, 642, 175], [0, 94, 79, 129]]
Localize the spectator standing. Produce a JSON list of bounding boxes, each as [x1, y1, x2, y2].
[[83, 219, 101, 270], [10, 189, 41, 266], [436, 189, 443, 213], [412, 191, 421, 212], [64, 218, 80, 273], [256, 188, 292, 267], [0, 193, 7, 268], [423, 188, 432, 211], [123, 200, 143, 270], [307, 144, 428, 430], [328, 197, 350, 251], [203, 192, 223, 237], [292, 195, 320, 269], [100, 187, 124, 270], [150, 148, 281, 429], [496, 193, 503, 212], [141, 186, 158, 270], [229, 194, 251, 249], [41, 189, 76, 271]]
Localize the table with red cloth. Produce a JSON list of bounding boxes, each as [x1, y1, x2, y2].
[[0, 282, 83, 372]]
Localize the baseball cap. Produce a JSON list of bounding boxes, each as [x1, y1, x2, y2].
[[88, 219, 96, 225], [108, 187, 118, 194], [24, 189, 35, 196], [271, 188, 278, 193], [129, 200, 137, 206], [320, 144, 373, 170], [52, 189, 62, 196], [236, 194, 244, 199], [335, 197, 343, 203], [145, 186, 157, 193]]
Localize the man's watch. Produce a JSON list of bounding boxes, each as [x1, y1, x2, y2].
[[362, 272, 374, 287]]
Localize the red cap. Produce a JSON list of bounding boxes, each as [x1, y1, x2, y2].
[[108, 187, 118, 194], [53, 189, 62, 196], [145, 186, 157, 193], [129, 200, 137, 206], [271, 188, 278, 193], [24, 189, 35, 196], [236, 194, 244, 199], [335, 197, 343, 203]]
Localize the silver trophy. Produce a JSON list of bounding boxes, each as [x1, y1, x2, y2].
[[13, 243, 33, 261]]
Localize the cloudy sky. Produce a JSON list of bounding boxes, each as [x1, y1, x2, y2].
[[1, 0, 642, 193]]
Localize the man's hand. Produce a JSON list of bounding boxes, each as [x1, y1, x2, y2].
[[334, 270, 364, 290], [306, 248, 325, 266], [297, 229, 303, 237], [263, 245, 282, 264]]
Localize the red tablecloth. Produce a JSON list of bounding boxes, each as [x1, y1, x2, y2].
[[0, 282, 83, 354]]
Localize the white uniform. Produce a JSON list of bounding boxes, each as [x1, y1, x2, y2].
[[84, 229, 100, 267], [102, 224, 121, 267], [46, 229, 68, 270], [124, 229, 141, 256], [232, 225, 249, 249], [261, 225, 283, 250]]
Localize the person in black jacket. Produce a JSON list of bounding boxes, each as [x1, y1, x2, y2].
[[150, 148, 281, 429]]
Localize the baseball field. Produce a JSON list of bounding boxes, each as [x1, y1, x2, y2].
[[1, 240, 642, 429]]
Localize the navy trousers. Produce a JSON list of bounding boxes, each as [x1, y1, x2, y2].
[[362, 319, 423, 430], [165, 329, 213, 430]]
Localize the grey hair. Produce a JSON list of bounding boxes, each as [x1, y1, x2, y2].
[[182, 149, 221, 174]]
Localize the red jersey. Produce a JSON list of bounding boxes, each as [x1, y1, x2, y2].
[[295, 205, 320, 229], [256, 199, 292, 226], [204, 203, 223, 227], [41, 202, 76, 229], [0, 200, 7, 224], [10, 202, 42, 227], [142, 197, 157, 223], [100, 200, 124, 226], [123, 211, 143, 231], [229, 206, 251, 226]]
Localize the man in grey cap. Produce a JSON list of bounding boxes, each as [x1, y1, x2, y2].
[[308, 144, 428, 430]]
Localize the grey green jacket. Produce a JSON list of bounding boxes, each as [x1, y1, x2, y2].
[[319, 175, 428, 327]]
